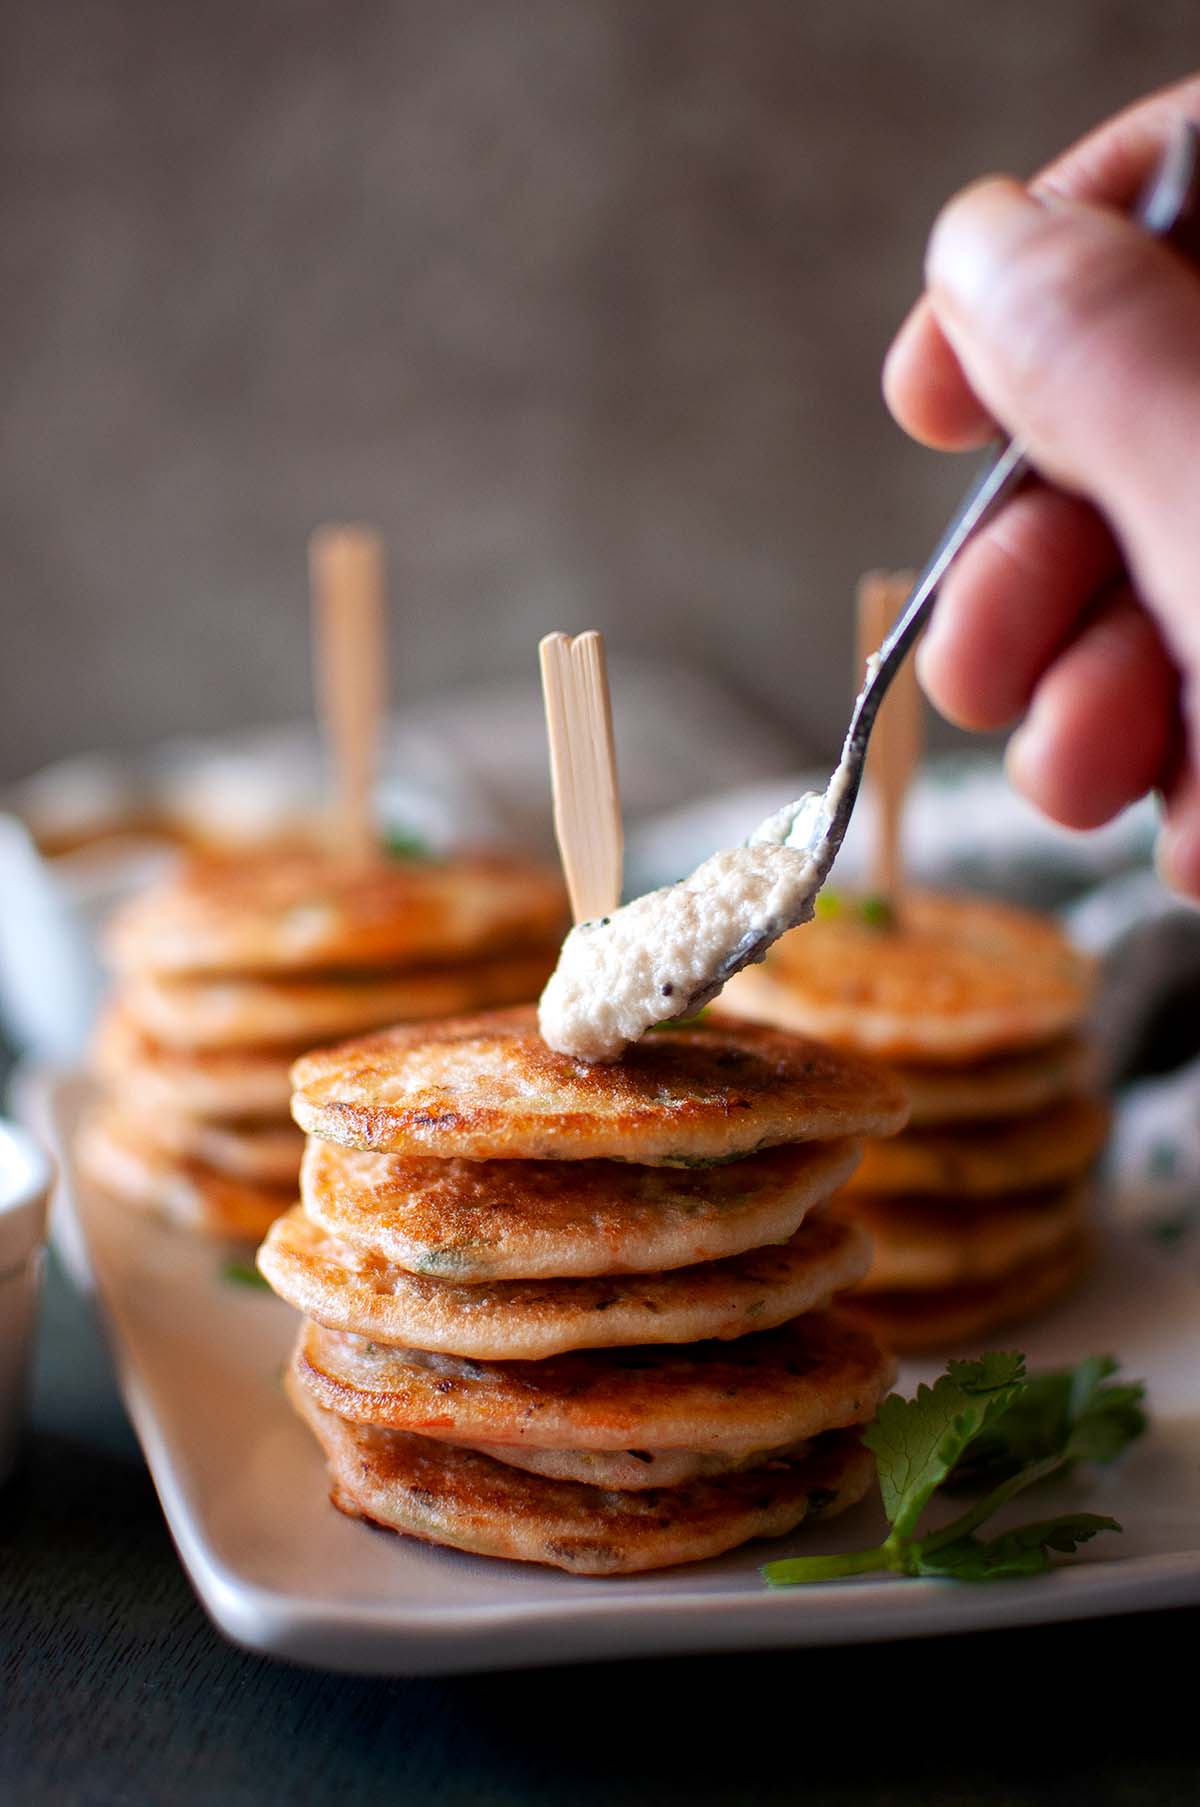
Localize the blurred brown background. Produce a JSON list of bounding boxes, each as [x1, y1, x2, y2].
[[1, 0, 1195, 784]]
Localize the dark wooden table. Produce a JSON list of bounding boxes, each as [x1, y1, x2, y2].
[[3, 1254, 1198, 1807]]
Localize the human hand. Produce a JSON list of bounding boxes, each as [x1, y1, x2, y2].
[[884, 76, 1200, 896]]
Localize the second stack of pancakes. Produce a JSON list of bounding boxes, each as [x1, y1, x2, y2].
[[258, 1007, 909, 1574], [82, 848, 565, 1241], [721, 891, 1106, 1351]]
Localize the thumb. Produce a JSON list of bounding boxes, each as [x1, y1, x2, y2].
[[926, 176, 1200, 668]]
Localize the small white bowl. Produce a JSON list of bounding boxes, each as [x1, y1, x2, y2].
[[0, 1121, 52, 1486]]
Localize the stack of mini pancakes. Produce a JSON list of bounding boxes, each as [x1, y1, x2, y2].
[[81, 849, 565, 1242], [720, 891, 1105, 1352], [257, 1006, 909, 1575]]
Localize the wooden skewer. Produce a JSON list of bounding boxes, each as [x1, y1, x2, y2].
[[310, 524, 387, 863], [856, 569, 922, 905], [539, 630, 624, 924]]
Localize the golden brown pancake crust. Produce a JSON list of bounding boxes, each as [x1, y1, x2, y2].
[[78, 1106, 293, 1240], [300, 1136, 861, 1280], [292, 1310, 893, 1452], [833, 1182, 1088, 1293], [454, 1439, 814, 1491], [107, 848, 567, 975], [122, 950, 557, 1051], [843, 1233, 1090, 1354], [136, 1112, 304, 1184], [718, 890, 1094, 1063], [257, 1206, 872, 1359], [288, 1371, 875, 1574], [842, 1096, 1109, 1199], [290, 1007, 910, 1163], [891, 1037, 1093, 1128], [92, 1006, 296, 1120]]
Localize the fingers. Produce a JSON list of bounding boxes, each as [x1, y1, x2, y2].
[[884, 73, 1200, 448], [924, 179, 1200, 647], [1155, 697, 1200, 899], [1037, 73, 1200, 208], [917, 486, 1121, 729], [883, 302, 994, 449], [1158, 753, 1200, 900], [1003, 589, 1178, 831], [883, 82, 1200, 861]]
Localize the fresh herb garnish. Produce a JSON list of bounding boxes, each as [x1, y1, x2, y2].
[[761, 1350, 1145, 1586], [382, 827, 432, 861], [858, 894, 896, 930], [221, 1260, 271, 1291], [945, 1354, 1147, 1492], [649, 1009, 710, 1032]]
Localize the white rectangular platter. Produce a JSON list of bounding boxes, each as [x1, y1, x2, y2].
[[28, 1068, 1200, 1675]]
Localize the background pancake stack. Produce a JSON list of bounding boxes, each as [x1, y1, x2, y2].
[[719, 890, 1105, 1352], [79, 849, 565, 1240], [257, 1006, 909, 1575]]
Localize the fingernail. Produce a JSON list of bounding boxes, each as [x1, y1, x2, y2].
[[927, 178, 1049, 318]]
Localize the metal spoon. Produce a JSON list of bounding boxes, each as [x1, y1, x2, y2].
[[781, 120, 1200, 880], [682, 121, 1200, 1012], [540, 124, 1200, 1057]]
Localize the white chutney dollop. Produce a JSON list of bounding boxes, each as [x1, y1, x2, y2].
[[538, 789, 836, 1063]]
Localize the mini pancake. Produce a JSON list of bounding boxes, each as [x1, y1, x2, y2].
[[106, 847, 567, 976], [456, 1439, 814, 1491], [301, 1136, 861, 1280], [892, 1037, 1093, 1129], [843, 1233, 1090, 1354], [78, 1107, 293, 1239], [290, 1007, 909, 1163], [718, 891, 1094, 1064], [139, 1112, 304, 1184], [121, 949, 558, 1052], [833, 1182, 1088, 1293], [292, 1309, 893, 1454], [841, 1096, 1109, 1199], [92, 1006, 295, 1120], [288, 1373, 876, 1574], [257, 1208, 872, 1359]]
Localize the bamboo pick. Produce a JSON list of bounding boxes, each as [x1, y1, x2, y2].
[[856, 569, 922, 905], [310, 524, 387, 863], [539, 630, 624, 924]]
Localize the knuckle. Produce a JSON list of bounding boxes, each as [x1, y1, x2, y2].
[[989, 217, 1158, 407]]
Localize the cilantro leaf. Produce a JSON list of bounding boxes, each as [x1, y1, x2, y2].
[[221, 1259, 271, 1291], [946, 1352, 1027, 1391], [648, 1009, 711, 1032], [859, 894, 896, 929], [761, 1348, 1145, 1590], [382, 828, 432, 860], [917, 1514, 1121, 1581], [1065, 1358, 1148, 1465], [864, 1356, 1027, 1538], [946, 1355, 1146, 1491]]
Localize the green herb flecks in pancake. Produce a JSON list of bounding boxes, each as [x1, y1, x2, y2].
[[291, 1007, 908, 1163], [300, 1135, 861, 1282], [289, 1369, 876, 1575], [257, 1207, 872, 1360], [291, 1310, 894, 1456]]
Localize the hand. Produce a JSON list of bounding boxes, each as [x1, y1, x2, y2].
[[883, 76, 1200, 897]]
